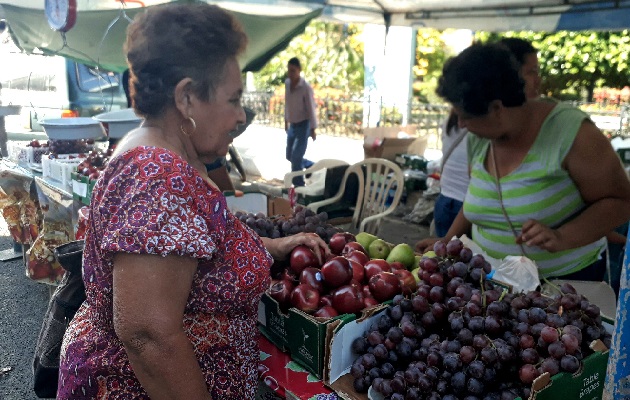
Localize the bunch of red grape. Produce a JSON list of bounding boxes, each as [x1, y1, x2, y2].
[[350, 238, 611, 399], [234, 205, 340, 242], [48, 139, 94, 155]]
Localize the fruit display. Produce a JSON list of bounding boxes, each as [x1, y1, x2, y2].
[[75, 149, 113, 180], [269, 232, 423, 317], [234, 204, 341, 242], [26, 139, 50, 164], [48, 139, 94, 155], [348, 238, 612, 399]]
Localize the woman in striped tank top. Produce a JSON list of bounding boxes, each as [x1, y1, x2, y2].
[[416, 43, 630, 280]]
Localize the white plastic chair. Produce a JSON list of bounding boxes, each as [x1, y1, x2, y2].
[[307, 158, 405, 235], [283, 159, 349, 195]]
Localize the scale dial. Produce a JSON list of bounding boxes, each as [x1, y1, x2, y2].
[[45, 0, 77, 32]]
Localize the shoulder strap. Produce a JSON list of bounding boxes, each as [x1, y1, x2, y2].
[[441, 131, 467, 174]]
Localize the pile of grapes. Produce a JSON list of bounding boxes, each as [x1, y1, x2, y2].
[[48, 139, 94, 155], [350, 238, 611, 400], [234, 205, 341, 242]]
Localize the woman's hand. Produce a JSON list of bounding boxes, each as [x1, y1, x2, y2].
[[415, 237, 443, 254], [517, 219, 564, 252], [263, 232, 330, 264]]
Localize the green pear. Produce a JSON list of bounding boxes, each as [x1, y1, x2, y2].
[[356, 232, 379, 252], [414, 255, 422, 270], [368, 239, 391, 260], [386, 243, 416, 269], [411, 268, 421, 284], [423, 250, 437, 259]]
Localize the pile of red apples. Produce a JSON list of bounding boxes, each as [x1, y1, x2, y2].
[[269, 232, 417, 318]]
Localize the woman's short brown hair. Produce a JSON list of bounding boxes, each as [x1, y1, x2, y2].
[[125, 3, 247, 118]]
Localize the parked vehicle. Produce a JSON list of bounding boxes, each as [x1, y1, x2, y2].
[[1, 53, 127, 132]]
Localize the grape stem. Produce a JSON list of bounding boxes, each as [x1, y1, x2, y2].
[[542, 276, 562, 295]]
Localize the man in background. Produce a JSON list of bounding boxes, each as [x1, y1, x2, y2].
[[285, 57, 318, 187]]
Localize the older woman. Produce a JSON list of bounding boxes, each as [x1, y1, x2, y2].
[[57, 4, 328, 399], [416, 43, 630, 280]]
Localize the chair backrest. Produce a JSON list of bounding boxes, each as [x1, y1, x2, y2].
[[283, 158, 349, 188], [344, 158, 404, 235]]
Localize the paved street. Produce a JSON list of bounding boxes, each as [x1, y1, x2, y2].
[[0, 227, 51, 400]]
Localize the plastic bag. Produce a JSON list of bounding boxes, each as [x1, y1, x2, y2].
[[459, 235, 540, 293]]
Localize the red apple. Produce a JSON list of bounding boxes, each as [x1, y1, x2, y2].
[[362, 285, 372, 298], [389, 261, 406, 271], [364, 259, 392, 281], [393, 269, 418, 295], [289, 245, 320, 274], [321, 256, 353, 288], [342, 241, 368, 257], [290, 284, 320, 313], [314, 305, 339, 318], [363, 295, 379, 309], [299, 267, 325, 293], [332, 285, 365, 314], [345, 249, 370, 266], [347, 259, 365, 283], [368, 272, 402, 302], [319, 294, 333, 308], [268, 279, 295, 308], [328, 232, 356, 255]]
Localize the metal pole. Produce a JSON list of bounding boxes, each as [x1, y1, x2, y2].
[[604, 224, 630, 398]]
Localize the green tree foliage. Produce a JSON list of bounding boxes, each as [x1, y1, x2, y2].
[[476, 31, 630, 101], [413, 28, 450, 103], [252, 21, 364, 92]]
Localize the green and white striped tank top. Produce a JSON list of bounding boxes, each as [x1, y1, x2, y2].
[[464, 102, 606, 278]]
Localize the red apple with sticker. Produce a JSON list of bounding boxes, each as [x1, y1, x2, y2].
[[328, 232, 356, 255], [290, 284, 320, 313], [299, 267, 325, 293], [320, 256, 353, 288], [368, 272, 402, 302], [289, 245, 320, 274], [332, 284, 365, 314]]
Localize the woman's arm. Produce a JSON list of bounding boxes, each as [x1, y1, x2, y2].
[[261, 232, 330, 264], [519, 120, 630, 251], [113, 253, 212, 400]]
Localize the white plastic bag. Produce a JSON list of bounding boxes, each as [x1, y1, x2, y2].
[[492, 256, 541, 293], [459, 235, 540, 293]]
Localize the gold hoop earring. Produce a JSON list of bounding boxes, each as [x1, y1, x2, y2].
[[180, 116, 197, 137]]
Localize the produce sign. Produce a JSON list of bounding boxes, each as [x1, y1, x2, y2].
[[347, 238, 611, 399]]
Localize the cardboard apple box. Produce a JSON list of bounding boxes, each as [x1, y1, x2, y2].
[[362, 125, 418, 162], [258, 293, 389, 380]]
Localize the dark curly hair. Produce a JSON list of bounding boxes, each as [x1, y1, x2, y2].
[[124, 3, 248, 119], [498, 37, 537, 68], [437, 43, 526, 117]]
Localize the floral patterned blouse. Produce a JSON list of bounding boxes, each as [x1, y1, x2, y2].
[[58, 146, 273, 399]]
